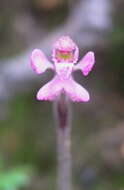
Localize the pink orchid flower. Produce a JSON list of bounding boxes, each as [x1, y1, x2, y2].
[[30, 36, 95, 102]]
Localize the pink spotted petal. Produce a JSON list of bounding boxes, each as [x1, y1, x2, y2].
[[74, 51, 95, 76], [37, 76, 63, 101], [63, 78, 90, 102], [31, 49, 53, 74]]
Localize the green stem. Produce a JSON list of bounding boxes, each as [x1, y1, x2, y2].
[[55, 95, 72, 190]]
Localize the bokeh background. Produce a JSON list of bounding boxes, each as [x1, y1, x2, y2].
[[0, 0, 124, 189]]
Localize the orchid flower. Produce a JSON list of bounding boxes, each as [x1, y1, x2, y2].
[[30, 36, 95, 102]]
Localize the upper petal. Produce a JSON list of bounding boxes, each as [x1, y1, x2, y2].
[[30, 49, 53, 74], [63, 78, 90, 102], [74, 51, 95, 76]]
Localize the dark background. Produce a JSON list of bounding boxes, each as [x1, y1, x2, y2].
[[0, 0, 124, 189]]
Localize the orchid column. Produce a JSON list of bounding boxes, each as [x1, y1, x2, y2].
[[30, 36, 95, 190]]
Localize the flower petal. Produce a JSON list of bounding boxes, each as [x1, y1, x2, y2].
[[63, 78, 90, 102], [74, 51, 95, 76], [31, 49, 53, 74], [36, 76, 63, 101]]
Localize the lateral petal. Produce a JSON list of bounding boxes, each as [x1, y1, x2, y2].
[[74, 51, 95, 76], [31, 49, 53, 74]]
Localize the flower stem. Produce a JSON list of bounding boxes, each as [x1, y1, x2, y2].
[[55, 95, 72, 190]]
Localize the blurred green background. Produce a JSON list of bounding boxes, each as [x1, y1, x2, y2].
[[0, 0, 124, 190]]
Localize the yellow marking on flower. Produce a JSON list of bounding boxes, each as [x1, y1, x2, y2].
[[57, 51, 73, 61]]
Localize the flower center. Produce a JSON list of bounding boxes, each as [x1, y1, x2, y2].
[[56, 50, 74, 62]]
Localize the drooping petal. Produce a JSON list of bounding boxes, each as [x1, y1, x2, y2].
[[63, 78, 90, 102], [36, 76, 63, 101], [74, 51, 95, 76], [31, 49, 53, 74]]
